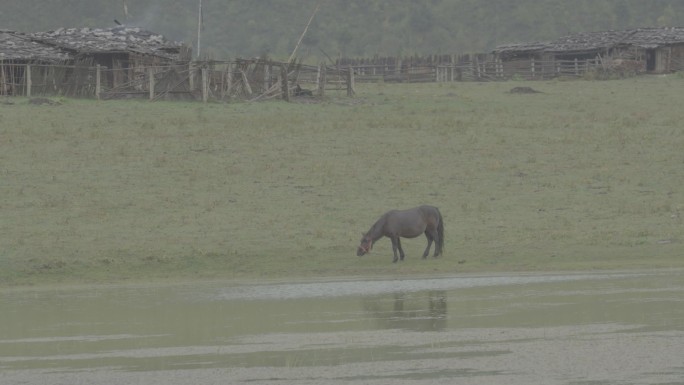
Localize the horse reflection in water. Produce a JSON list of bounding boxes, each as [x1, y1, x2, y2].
[[363, 291, 447, 331], [357, 205, 444, 263]]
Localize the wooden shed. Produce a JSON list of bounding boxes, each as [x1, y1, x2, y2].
[[623, 27, 684, 72], [30, 26, 189, 91], [0, 30, 71, 95], [493, 27, 684, 78]]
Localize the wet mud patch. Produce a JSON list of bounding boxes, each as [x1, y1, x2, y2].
[[2, 270, 684, 384], [215, 272, 634, 300], [508, 86, 542, 94]]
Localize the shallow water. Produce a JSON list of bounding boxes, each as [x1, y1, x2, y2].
[[1, 270, 683, 384]]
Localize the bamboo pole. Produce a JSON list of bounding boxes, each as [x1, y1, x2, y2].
[[197, 0, 203, 58], [288, 1, 322, 63]]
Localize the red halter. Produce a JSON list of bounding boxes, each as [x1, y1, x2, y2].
[[358, 235, 373, 254]]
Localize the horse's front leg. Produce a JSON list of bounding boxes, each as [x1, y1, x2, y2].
[[390, 237, 400, 263], [397, 238, 406, 261]]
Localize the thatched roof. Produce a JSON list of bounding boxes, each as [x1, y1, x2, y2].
[[0, 30, 71, 62], [494, 27, 684, 56], [30, 26, 184, 59]]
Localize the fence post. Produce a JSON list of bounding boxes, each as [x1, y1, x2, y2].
[[189, 62, 195, 91], [317, 63, 326, 97], [281, 64, 289, 101], [347, 65, 355, 97], [266, 62, 273, 90], [95, 64, 101, 100], [25, 64, 31, 97], [201, 67, 208, 102], [531, 57, 535, 79], [220, 65, 227, 100], [240, 70, 252, 97], [225, 62, 233, 97], [148, 67, 155, 100]]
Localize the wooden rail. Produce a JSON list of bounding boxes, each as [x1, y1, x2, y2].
[[0, 55, 650, 101]]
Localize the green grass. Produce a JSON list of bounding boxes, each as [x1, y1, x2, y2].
[[1, 76, 683, 287]]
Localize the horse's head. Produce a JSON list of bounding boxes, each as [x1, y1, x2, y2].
[[357, 233, 373, 256]]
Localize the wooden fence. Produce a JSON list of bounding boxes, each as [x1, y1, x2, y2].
[[341, 54, 602, 82], [1, 54, 612, 101], [0, 59, 356, 101]]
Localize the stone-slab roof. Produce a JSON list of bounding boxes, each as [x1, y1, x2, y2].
[[624, 27, 684, 48], [494, 27, 684, 56], [30, 26, 183, 59], [0, 30, 71, 62]]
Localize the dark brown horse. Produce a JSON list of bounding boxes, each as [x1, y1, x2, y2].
[[357, 205, 444, 263]]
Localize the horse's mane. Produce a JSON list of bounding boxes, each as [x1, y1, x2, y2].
[[367, 214, 387, 241]]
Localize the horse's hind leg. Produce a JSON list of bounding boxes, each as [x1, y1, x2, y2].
[[434, 233, 442, 257], [425, 227, 442, 257], [432, 228, 442, 257]]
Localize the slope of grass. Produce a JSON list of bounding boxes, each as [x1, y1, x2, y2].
[[1, 76, 683, 286]]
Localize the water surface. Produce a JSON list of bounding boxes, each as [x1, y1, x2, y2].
[[2, 270, 683, 384]]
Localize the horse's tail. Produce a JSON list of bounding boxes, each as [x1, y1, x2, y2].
[[435, 207, 444, 256]]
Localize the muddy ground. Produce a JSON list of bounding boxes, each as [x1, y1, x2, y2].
[[2, 270, 683, 384]]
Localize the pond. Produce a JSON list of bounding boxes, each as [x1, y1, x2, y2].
[[2, 270, 683, 384]]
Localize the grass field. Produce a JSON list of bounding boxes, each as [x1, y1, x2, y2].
[[1, 76, 683, 287]]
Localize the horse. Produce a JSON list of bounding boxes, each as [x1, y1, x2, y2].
[[356, 205, 444, 263]]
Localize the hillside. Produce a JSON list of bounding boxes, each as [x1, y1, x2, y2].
[[1, 1, 684, 60]]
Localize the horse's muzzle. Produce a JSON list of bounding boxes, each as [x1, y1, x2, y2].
[[357, 248, 367, 256]]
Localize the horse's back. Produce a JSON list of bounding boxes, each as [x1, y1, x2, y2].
[[386, 206, 439, 220], [417, 205, 441, 219]]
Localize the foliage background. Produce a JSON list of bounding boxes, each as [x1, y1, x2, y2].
[[1, 1, 684, 60]]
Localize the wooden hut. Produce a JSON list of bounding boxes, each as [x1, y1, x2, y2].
[[493, 27, 684, 78], [30, 26, 189, 91], [623, 27, 684, 72], [0, 30, 71, 95]]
